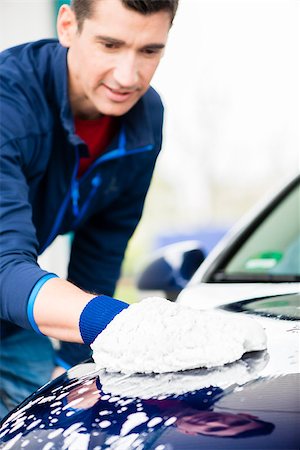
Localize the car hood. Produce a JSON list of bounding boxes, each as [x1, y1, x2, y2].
[[1, 289, 299, 449], [1, 361, 299, 449]]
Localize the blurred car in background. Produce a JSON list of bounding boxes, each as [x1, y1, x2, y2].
[[138, 174, 300, 301], [137, 239, 207, 300], [0, 175, 299, 450]]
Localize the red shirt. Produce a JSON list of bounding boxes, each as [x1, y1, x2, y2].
[[75, 115, 119, 177]]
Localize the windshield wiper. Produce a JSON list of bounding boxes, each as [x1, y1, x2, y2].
[[212, 272, 300, 283]]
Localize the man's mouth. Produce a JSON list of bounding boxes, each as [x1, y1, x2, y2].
[[102, 84, 137, 102]]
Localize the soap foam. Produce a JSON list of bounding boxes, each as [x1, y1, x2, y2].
[[91, 297, 267, 374], [99, 352, 268, 399]]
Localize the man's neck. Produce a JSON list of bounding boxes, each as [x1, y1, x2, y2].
[[67, 60, 101, 120], [69, 91, 102, 120]]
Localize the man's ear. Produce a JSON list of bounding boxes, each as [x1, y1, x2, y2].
[[57, 4, 78, 48]]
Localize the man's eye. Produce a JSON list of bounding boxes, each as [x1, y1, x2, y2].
[[102, 42, 118, 49], [143, 48, 161, 56]]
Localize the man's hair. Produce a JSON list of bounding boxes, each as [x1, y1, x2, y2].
[[71, 0, 179, 31]]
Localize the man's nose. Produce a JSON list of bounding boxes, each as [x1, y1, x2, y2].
[[113, 53, 139, 89]]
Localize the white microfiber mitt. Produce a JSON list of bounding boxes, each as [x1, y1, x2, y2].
[[91, 297, 267, 374]]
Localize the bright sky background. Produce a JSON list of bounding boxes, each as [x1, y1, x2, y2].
[[150, 0, 299, 227]]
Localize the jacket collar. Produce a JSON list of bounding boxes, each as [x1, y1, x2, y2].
[[50, 41, 155, 154]]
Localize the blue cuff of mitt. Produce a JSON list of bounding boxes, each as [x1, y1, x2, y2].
[[79, 295, 129, 345]]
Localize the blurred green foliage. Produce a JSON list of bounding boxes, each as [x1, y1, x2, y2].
[[115, 278, 139, 304]]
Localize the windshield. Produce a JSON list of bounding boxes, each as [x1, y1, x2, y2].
[[214, 180, 300, 282], [222, 293, 300, 320]]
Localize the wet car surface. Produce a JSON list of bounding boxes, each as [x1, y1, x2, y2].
[[0, 176, 299, 449], [0, 317, 299, 450]]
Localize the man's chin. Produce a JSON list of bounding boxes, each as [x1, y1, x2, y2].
[[93, 96, 141, 117]]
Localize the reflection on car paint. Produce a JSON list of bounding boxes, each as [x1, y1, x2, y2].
[[2, 351, 298, 450]]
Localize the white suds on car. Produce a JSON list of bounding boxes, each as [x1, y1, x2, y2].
[[91, 297, 267, 374]]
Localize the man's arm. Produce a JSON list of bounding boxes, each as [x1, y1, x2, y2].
[[33, 277, 94, 342]]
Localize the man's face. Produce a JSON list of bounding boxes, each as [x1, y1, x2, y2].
[[58, 0, 171, 119]]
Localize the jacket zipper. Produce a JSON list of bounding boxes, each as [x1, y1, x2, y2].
[[71, 143, 154, 228], [72, 179, 80, 217], [72, 174, 102, 228], [40, 128, 154, 253]]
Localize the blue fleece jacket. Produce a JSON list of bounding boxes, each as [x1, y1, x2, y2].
[[0, 39, 163, 367]]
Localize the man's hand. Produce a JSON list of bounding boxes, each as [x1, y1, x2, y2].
[[91, 297, 267, 374]]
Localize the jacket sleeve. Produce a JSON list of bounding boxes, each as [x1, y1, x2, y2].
[[0, 50, 58, 331], [0, 138, 54, 330]]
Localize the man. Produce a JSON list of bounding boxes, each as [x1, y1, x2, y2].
[[0, 0, 178, 416]]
